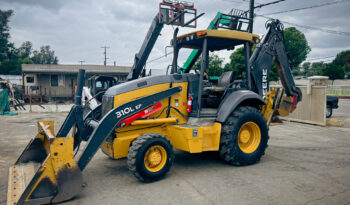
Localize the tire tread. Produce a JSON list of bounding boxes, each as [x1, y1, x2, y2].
[[219, 106, 269, 166]]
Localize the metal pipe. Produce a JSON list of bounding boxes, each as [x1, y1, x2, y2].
[[184, 12, 205, 27], [244, 42, 251, 90], [197, 37, 208, 117], [171, 28, 179, 74], [131, 117, 178, 126], [75, 69, 85, 106]]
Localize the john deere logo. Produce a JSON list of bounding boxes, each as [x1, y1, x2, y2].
[[262, 68, 268, 99]]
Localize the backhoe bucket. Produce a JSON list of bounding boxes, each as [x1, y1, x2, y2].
[[7, 120, 83, 205]]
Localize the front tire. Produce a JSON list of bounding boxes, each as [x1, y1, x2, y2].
[[219, 106, 269, 166], [127, 133, 174, 182], [326, 105, 332, 118]]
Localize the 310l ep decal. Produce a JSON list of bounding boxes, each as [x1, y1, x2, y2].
[[116, 104, 142, 118]]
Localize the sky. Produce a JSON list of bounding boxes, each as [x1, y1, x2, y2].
[[1, 0, 350, 71]]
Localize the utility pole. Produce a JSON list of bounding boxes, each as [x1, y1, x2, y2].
[[78, 60, 85, 66], [248, 0, 254, 33], [101, 46, 110, 66]]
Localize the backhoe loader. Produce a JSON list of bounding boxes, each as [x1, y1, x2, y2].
[[7, 19, 302, 205]]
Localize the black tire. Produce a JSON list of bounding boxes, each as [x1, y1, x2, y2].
[[219, 106, 269, 166], [326, 105, 332, 118], [127, 133, 174, 182]]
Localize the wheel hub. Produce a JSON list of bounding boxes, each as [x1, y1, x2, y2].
[[238, 121, 261, 154], [239, 130, 251, 144], [147, 149, 162, 166], [144, 145, 167, 172]]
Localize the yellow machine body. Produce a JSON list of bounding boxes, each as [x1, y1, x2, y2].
[[100, 81, 294, 160], [101, 81, 222, 159]]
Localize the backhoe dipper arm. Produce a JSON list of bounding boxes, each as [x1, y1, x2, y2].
[[249, 19, 301, 101], [126, 14, 164, 81]]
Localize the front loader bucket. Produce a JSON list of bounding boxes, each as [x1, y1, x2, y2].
[[7, 120, 83, 205]]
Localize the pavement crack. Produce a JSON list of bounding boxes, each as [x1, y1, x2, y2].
[[304, 188, 350, 205], [268, 154, 350, 188], [173, 170, 216, 205]]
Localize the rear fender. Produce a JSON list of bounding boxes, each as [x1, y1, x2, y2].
[[216, 90, 265, 123]]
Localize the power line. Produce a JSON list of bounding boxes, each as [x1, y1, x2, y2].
[[223, 0, 249, 4], [242, 0, 263, 5], [256, 14, 350, 37], [262, 0, 350, 15], [147, 51, 173, 64], [223, 0, 263, 6], [281, 20, 350, 36], [305, 56, 335, 61], [254, 0, 286, 9]]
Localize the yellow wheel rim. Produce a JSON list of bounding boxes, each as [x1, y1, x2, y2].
[[238, 121, 261, 154], [144, 145, 167, 172]]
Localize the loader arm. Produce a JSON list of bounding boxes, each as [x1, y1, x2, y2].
[[77, 86, 182, 170], [8, 68, 181, 204]]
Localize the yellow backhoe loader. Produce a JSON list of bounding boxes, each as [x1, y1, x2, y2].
[[7, 19, 301, 204]]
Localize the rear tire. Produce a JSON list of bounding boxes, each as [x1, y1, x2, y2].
[[326, 105, 332, 118], [219, 106, 269, 166], [127, 133, 174, 182]]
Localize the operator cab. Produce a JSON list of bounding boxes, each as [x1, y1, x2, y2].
[[87, 75, 119, 102], [171, 29, 260, 117]]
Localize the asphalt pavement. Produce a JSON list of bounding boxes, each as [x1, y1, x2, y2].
[[1, 113, 350, 205], [332, 99, 350, 127]]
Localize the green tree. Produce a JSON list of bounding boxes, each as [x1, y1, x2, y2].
[[31, 45, 58, 64], [322, 63, 344, 84], [0, 46, 21, 75], [224, 47, 245, 79], [299, 62, 311, 76], [193, 54, 224, 77], [0, 10, 13, 62], [308, 62, 326, 76], [283, 27, 311, 69], [332, 50, 350, 78], [19, 41, 33, 58]]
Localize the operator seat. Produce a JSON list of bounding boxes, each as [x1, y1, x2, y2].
[[205, 71, 235, 94], [204, 71, 235, 107]]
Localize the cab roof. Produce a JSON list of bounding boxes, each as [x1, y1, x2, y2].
[[176, 29, 260, 51]]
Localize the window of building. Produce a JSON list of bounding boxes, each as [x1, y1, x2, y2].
[[51, 75, 58, 87], [51, 74, 64, 87], [26, 76, 34, 83]]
